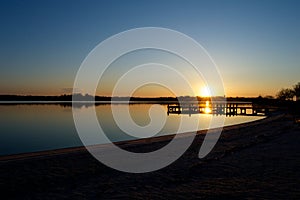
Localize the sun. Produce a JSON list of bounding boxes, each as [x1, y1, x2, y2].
[[200, 86, 211, 97]]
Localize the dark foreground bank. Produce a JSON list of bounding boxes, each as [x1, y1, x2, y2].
[[0, 114, 299, 199]]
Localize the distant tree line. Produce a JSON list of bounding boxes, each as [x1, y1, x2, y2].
[[276, 82, 300, 101], [0, 94, 180, 102]]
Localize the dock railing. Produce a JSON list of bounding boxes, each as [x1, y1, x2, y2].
[[167, 101, 275, 116]]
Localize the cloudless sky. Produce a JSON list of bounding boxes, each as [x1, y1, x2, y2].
[[0, 0, 299, 97]]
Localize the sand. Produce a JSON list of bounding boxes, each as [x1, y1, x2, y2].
[[0, 114, 300, 199]]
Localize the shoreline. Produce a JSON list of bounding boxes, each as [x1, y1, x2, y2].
[[0, 114, 271, 162], [1, 113, 299, 199]]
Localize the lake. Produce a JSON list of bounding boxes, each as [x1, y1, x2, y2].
[[0, 103, 264, 156]]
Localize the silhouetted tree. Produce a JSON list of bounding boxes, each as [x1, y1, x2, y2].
[[264, 95, 274, 99], [293, 82, 300, 101], [276, 88, 295, 101]]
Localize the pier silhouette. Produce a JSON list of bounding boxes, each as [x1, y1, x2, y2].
[[167, 101, 273, 116]]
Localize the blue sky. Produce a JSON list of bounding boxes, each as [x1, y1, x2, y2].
[[0, 0, 299, 96]]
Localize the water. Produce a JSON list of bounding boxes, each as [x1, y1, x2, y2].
[[0, 103, 264, 156]]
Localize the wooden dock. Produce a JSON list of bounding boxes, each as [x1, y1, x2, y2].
[[167, 102, 272, 116]]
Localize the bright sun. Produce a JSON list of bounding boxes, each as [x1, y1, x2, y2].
[[200, 86, 211, 97]]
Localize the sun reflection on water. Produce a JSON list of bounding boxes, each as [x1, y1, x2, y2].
[[204, 101, 212, 114]]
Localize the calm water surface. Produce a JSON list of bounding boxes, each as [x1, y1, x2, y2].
[[0, 104, 264, 156]]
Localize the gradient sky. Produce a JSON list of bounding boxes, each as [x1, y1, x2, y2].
[[0, 0, 299, 97]]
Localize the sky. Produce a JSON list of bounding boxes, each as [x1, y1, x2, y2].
[[0, 0, 299, 97]]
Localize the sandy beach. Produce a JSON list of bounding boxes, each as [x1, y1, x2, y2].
[[0, 113, 299, 199]]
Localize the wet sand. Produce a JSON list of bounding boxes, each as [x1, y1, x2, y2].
[[0, 114, 300, 199]]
